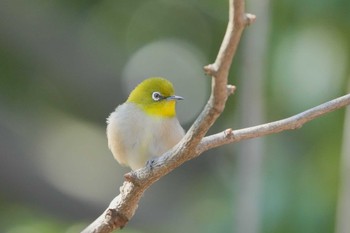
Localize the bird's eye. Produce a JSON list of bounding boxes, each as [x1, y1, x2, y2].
[[152, 92, 162, 101]]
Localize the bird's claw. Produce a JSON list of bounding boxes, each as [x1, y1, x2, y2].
[[146, 158, 156, 170]]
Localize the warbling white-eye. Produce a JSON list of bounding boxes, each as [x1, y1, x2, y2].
[[106, 77, 185, 170]]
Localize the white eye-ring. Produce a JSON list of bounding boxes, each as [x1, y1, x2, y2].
[[152, 92, 163, 101]]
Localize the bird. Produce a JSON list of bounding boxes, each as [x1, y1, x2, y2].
[[106, 77, 185, 170]]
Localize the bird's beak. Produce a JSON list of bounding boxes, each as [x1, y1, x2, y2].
[[166, 95, 184, 101]]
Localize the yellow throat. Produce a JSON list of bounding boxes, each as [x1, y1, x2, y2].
[[126, 77, 183, 118]]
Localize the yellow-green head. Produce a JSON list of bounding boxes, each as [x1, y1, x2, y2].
[[127, 77, 183, 117]]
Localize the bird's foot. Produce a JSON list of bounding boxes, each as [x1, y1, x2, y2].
[[146, 158, 156, 171]]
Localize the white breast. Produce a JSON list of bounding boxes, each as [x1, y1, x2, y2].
[[106, 103, 185, 170]]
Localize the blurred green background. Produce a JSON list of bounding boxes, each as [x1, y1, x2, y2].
[[1, 0, 349, 233]]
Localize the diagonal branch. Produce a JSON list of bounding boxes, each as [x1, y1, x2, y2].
[[82, 0, 254, 232], [81, 0, 350, 232]]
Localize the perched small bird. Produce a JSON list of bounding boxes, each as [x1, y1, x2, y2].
[[106, 77, 185, 170]]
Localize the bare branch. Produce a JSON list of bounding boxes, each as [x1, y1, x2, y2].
[[81, 0, 350, 232], [82, 0, 254, 232], [197, 93, 350, 154]]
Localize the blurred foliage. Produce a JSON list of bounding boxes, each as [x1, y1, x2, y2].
[[0, 0, 349, 233]]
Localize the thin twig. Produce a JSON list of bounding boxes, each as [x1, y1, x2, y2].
[[197, 93, 350, 154]]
